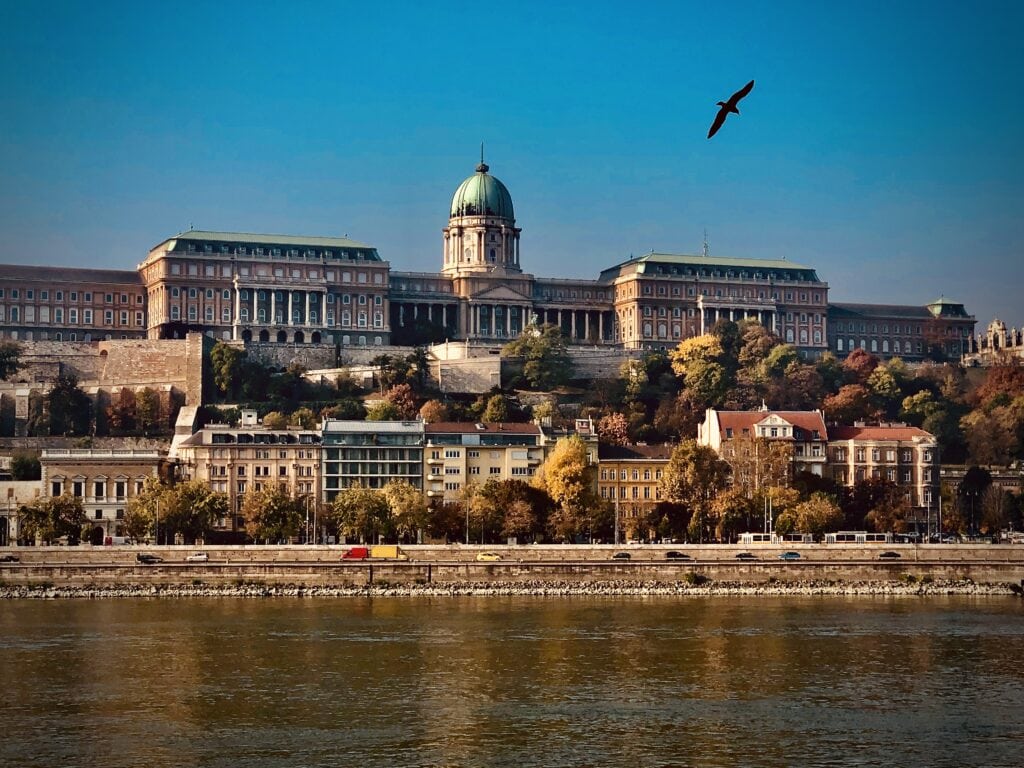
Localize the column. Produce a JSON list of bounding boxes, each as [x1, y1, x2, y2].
[[598, 312, 604, 342], [584, 312, 590, 342], [305, 293, 311, 325], [399, 305, 405, 327], [442, 305, 447, 328], [270, 292, 276, 325], [571, 311, 577, 340], [557, 309, 562, 329], [252, 291, 258, 326], [505, 305, 511, 336], [234, 288, 241, 329], [287, 293, 293, 325]]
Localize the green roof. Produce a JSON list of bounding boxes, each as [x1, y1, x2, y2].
[[158, 230, 374, 250], [450, 163, 514, 220], [599, 252, 819, 281]]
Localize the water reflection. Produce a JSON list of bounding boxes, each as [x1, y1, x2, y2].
[[2, 597, 1023, 767]]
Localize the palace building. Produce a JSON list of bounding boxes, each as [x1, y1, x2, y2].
[[0, 158, 974, 357]]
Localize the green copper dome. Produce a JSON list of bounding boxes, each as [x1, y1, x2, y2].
[[450, 163, 514, 220]]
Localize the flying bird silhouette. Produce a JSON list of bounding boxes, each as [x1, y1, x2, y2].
[[707, 80, 755, 139]]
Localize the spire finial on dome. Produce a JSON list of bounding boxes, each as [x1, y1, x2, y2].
[[476, 142, 489, 173]]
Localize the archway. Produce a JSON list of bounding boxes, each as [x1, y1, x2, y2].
[[311, 331, 321, 344], [241, 329, 253, 342], [89, 525, 104, 546], [293, 331, 305, 344], [277, 330, 288, 343], [259, 330, 270, 343], [0, 517, 8, 547]]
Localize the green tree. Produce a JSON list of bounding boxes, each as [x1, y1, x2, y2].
[[47, 372, 92, 436], [242, 486, 303, 543], [9, 450, 41, 481], [366, 401, 400, 421], [210, 342, 245, 399], [135, 387, 162, 435], [330, 483, 391, 543], [503, 323, 573, 390], [482, 394, 511, 423], [0, 341, 22, 381], [19, 494, 87, 544]]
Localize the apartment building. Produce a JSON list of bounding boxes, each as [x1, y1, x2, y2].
[[698, 408, 830, 478], [175, 413, 321, 532], [597, 443, 673, 539], [39, 448, 168, 544], [0, 264, 146, 341], [321, 419, 424, 502], [424, 422, 544, 505]]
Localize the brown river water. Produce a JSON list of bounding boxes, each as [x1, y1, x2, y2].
[[1, 596, 1023, 767]]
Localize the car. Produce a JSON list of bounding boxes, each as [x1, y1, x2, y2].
[[0, 554, 20, 563], [341, 547, 370, 560], [778, 551, 802, 561], [664, 551, 691, 561], [878, 551, 901, 560], [734, 552, 757, 561], [476, 552, 502, 562], [136, 553, 163, 564], [185, 552, 209, 563], [612, 552, 632, 560]]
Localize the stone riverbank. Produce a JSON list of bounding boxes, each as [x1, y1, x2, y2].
[[2, 578, 1020, 600]]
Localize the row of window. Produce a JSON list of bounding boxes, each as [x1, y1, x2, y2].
[[599, 468, 664, 481], [599, 485, 662, 500], [0, 288, 142, 304], [836, 338, 924, 355], [0, 306, 143, 326], [181, 244, 374, 260], [834, 448, 933, 463], [167, 261, 383, 284], [50, 479, 146, 498]]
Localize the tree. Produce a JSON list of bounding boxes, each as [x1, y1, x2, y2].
[[290, 407, 318, 429], [384, 383, 419, 420], [502, 499, 537, 542], [242, 486, 303, 543], [135, 387, 163, 435], [659, 440, 730, 542], [125, 478, 225, 544], [842, 348, 880, 385], [482, 394, 511, 423], [382, 480, 430, 542], [262, 411, 289, 429], [46, 372, 92, 436], [106, 388, 137, 432], [18, 494, 87, 544], [842, 477, 903, 531], [210, 342, 245, 399], [710, 487, 752, 542], [330, 483, 391, 543], [0, 341, 22, 381], [365, 401, 400, 421], [419, 399, 450, 423], [596, 412, 630, 447], [823, 384, 876, 425], [9, 450, 41, 481], [503, 323, 573, 390], [533, 436, 596, 541], [721, 436, 793, 499], [791, 493, 844, 539]]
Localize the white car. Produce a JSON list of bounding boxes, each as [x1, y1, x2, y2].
[[185, 552, 209, 563]]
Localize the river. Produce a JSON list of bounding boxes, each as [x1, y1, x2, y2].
[[1, 596, 1022, 767]]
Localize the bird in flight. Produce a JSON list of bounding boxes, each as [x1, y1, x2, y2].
[[707, 80, 754, 139]]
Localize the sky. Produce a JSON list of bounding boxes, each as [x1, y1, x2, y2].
[[1, 1, 1022, 329]]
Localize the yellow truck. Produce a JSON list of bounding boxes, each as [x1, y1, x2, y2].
[[370, 545, 409, 561]]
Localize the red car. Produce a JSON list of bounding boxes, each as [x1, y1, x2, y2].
[[341, 547, 370, 560]]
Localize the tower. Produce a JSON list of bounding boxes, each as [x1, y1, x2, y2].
[[442, 160, 521, 276]]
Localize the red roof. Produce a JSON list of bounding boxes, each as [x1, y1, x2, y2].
[[830, 425, 933, 441], [424, 422, 541, 436], [715, 410, 827, 438]]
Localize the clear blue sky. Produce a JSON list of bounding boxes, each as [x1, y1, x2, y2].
[[1, 1, 1021, 329]]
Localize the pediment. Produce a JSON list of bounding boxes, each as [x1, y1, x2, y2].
[[471, 285, 533, 302], [756, 414, 792, 428]]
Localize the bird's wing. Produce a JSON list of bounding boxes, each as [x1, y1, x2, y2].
[[708, 107, 728, 138], [731, 80, 755, 105]]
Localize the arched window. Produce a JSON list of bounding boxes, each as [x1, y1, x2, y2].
[[882, 340, 889, 353], [870, 339, 878, 352], [837, 338, 844, 352]]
